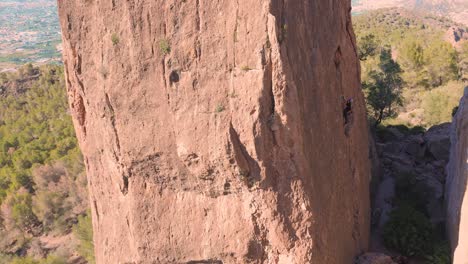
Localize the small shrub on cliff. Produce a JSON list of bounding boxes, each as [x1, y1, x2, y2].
[[159, 39, 171, 55], [111, 33, 120, 46], [241, 65, 252, 71], [215, 104, 225, 113], [383, 205, 433, 257]]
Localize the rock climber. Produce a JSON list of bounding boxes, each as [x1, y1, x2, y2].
[[342, 96, 353, 125]]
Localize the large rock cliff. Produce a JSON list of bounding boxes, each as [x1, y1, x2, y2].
[[58, 0, 371, 263], [446, 87, 468, 264]]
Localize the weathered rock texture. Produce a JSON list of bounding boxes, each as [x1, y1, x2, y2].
[[58, 0, 371, 263], [446, 87, 468, 264]]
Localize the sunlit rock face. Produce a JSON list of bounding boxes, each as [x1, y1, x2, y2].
[[58, 0, 372, 263]]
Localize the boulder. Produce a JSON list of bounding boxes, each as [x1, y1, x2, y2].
[[425, 137, 451, 161], [424, 176, 444, 200], [355, 253, 396, 264], [404, 141, 424, 158], [424, 123, 451, 161], [391, 161, 413, 175], [386, 127, 405, 141], [383, 142, 404, 154]]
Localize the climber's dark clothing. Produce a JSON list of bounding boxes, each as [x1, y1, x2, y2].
[[343, 99, 352, 125]]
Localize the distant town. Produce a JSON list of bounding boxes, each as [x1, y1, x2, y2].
[[0, 0, 62, 72]]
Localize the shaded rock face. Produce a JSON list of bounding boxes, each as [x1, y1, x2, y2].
[[424, 123, 451, 161], [446, 87, 468, 264], [58, 0, 371, 263], [371, 126, 450, 251]]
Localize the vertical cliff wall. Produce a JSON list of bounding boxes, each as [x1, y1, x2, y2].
[[446, 87, 468, 264], [58, 0, 371, 263]]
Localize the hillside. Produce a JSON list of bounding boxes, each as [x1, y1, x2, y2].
[[353, 0, 468, 25], [354, 8, 467, 127], [0, 65, 92, 264]]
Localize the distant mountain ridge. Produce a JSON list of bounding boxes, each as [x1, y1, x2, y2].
[[353, 0, 468, 25]]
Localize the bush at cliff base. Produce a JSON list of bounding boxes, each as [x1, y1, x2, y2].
[[426, 242, 451, 264], [393, 172, 431, 215], [383, 204, 433, 257]]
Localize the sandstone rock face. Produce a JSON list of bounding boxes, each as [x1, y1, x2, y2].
[[446, 87, 468, 264], [58, 1, 371, 263]]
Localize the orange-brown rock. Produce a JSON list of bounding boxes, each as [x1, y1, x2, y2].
[[58, 0, 371, 263], [446, 87, 468, 264]]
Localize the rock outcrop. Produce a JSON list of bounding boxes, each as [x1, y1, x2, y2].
[[58, 0, 371, 263], [370, 124, 450, 251], [446, 87, 468, 264]]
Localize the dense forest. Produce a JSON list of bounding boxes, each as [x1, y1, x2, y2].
[[0, 65, 93, 264], [354, 8, 468, 127]]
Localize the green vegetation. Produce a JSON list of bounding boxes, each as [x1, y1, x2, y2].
[[393, 172, 430, 214], [358, 34, 378, 61], [382, 171, 451, 261], [215, 104, 225, 113], [111, 33, 120, 46], [355, 8, 467, 127], [421, 82, 465, 126], [159, 39, 171, 55], [459, 42, 468, 81], [241, 66, 252, 71], [383, 204, 433, 257], [363, 48, 404, 126], [73, 212, 95, 264], [0, 64, 92, 262], [427, 242, 451, 264], [278, 24, 288, 43], [8, 255, 67, 264]]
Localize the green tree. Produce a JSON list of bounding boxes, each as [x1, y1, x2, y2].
[[11, 192, 38, 231], [402, 40, 425, 69], [363, 48, 404, 126], [358, 34, 378, 61], [424, 40, 458, 87]]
